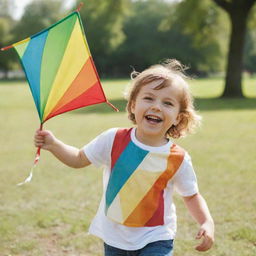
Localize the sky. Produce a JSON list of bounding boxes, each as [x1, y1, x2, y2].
[[12, 0, 76, 20]]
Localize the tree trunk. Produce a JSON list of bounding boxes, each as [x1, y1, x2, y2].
[[222, 9, 248, 97]]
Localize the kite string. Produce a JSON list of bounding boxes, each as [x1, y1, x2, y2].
[[17, 123, 43, 186]]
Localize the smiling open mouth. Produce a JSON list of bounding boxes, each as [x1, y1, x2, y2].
[[145, 115, 162, 123]]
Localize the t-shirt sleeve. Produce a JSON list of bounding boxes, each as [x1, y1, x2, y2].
[[83, 128, 117, 168], [172, 152, 199, 197]]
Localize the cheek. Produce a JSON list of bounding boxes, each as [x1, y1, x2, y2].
[[166, 109, 180, 123]]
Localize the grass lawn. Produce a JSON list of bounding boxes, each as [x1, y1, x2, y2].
[[0, 77, 255, 256]]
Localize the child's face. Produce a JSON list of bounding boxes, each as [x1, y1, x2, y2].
[[131, 80, 181, 146]]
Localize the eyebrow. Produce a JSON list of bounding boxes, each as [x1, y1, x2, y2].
[[164, 98, 174, 102], [143, 92, 155, 96], [143, 92, 177, 102]]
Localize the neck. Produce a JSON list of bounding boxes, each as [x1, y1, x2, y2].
[[135, 128, 168, 147]]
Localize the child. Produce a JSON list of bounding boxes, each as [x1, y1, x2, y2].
[[34, 59, 214, 255]]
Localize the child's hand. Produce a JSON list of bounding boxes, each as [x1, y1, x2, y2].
[[34, 129, 56, 151], [195, 221, 214, 251]]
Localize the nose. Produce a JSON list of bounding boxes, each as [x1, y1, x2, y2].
[[151, 101, 161, 112]]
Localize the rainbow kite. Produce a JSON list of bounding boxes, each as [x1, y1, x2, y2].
[[1, 5, 118, 184]]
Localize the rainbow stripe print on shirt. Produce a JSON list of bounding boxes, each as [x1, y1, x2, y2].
[[105, 128, 185, 227]]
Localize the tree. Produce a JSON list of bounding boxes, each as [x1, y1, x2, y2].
[[244, 30, 256, 74], [212, 0, 256, 97], [160, 0, 227, 76], [110, 0, 174, 76], [79, 0, 131, 76], [103, 0, 226, 77], [0, 0, 13, 17], [0, 0, 15, 77], [244, 4, 256, 74], [12, 0, 64, 41], [8, 0, 66, 76]]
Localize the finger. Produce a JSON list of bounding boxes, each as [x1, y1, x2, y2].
[[37, 130, 48, 136], [35, 134, 48, 142], [36, 128, 44, 134], [195, 240, 208, 251], [34, 135, 45, 141], [196, 229, 205, 239], [195, 236, 213, 251], [34, 138, 44, 143], [34, 136, 45, 144], [35, 143, 44, 147], [34, 139, 44, 144]]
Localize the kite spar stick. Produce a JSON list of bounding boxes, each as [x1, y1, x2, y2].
[[17, 123, 43, 186], [1, 45, 13, 51], [1, 38, 30, 51]]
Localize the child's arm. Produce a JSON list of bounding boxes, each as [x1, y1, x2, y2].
[[34, 129, 91, 168], [183, 193, 214, 252]]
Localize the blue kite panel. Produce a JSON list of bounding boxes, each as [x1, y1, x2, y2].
[[22, 30, 49, 119]]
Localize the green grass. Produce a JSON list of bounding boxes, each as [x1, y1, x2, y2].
[[0, 77, 255, 255]]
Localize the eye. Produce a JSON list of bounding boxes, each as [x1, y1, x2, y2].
[[143, 96, 153, 101], [164, 101, 174, 106]]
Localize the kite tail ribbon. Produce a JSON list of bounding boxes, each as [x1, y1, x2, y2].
[[17, 124, 43, 186]]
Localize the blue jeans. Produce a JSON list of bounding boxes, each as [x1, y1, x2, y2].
[[104, 239, 174, 256]]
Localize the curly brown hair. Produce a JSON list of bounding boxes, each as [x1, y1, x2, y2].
[[125, 59, 201, 138]]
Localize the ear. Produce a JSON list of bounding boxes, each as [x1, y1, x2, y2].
[[131, 100, 136, 113], [174, 113, 182, 126]]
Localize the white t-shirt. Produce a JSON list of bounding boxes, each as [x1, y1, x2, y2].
[[83, 127, 198, 250]]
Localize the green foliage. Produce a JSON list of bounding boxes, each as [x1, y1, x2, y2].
[[244, 4, 256, 74], [0, 17, 14, 72], [11, 0, 65, 41], [161, 0, 229, 73], [79, 0, 131, 75], [0, 1, 16, 74], [80, 0, 232, 76], [1, 0, 256, 77], [248, 3, 256, 28], [244, 30, 256, 73], [0, 0, 14, 17], [108, 0, 174, 75]]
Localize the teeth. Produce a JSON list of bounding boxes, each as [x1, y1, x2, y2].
[[150, 116, 159, 120], [147, 115, 160, 120], [146, 115, 162, 121]]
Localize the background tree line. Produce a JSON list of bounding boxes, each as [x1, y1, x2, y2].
[[0, 0, 256, 95]]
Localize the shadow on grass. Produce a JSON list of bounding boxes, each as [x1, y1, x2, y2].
[[195, 97, 256, 111], [73, 97, 256, 115], [0, 78, 26, 84]]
